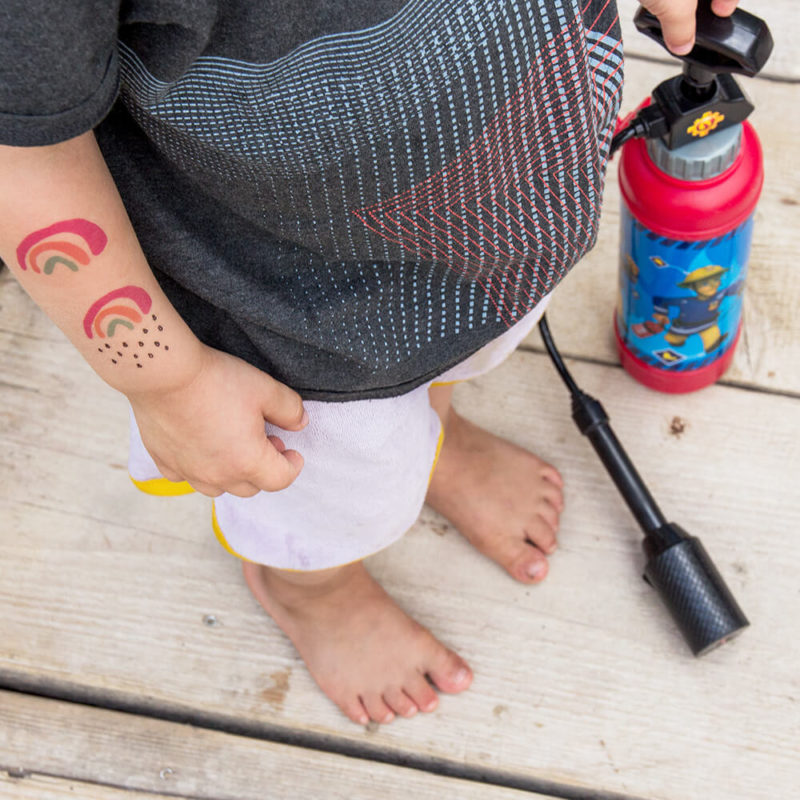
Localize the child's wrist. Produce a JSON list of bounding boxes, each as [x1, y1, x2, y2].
[[104, 327, 208, 399]]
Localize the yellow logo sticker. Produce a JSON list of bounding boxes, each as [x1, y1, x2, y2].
[[687, 110, 725, 138]]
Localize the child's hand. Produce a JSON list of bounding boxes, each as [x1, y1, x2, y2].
[[127, 345, 308, 497], [639, 0, 740, 55]]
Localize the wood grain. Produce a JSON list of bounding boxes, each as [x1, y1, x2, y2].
[[0, 692, 548, 800], [1, 774, 178, 800]]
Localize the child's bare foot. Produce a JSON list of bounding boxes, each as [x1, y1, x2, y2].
[[426, 407, 564, 583], [243, 560, 472, 725]]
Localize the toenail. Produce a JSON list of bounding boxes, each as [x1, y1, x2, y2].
[[383, 712, 395, 723], [527, 561, 545, 578], [455, 668, 470, 685]]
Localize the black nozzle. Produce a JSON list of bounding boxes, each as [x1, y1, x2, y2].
[[634, 0, 773, 78], [629, 0, 773, 149], [571, 390, 667, 534], [643, 524, 749, 656], [539, 316, 749, 656]]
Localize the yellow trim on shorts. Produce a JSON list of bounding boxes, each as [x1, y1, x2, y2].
[[211, 502, 252, 562], [430, 379, 463, 387], [427, 423, 445, 486], [129, 476, 195, 496]]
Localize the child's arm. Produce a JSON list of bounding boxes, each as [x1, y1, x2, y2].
[[0, 132, 307, 497]]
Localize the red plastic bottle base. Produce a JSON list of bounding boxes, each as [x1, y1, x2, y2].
[[614, 318, 741, 394]]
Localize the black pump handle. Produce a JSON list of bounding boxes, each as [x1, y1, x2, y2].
[[634, 0, 773, 78]]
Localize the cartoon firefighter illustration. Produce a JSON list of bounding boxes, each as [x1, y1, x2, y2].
[[651, 264, 742, 353]]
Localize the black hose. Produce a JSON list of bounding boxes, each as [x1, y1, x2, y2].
[[610, 124, 637, 153], [537, 315, 581, 396]]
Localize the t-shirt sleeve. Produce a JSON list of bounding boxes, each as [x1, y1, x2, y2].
[[0, 1, 121, 146]]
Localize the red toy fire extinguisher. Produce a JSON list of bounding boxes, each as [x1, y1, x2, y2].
[[613, 1, 773, 393], [536, 3, 774, 654]]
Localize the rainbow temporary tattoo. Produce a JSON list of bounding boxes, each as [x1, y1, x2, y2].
[[83, 287, 152, 338], [16, 219, 107, 275], [85, 287, 169, 368]]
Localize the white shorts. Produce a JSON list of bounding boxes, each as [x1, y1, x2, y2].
[[128, 297, 550, 570]]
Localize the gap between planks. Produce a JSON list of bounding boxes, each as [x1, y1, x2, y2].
[[0, 683, 649, 800]]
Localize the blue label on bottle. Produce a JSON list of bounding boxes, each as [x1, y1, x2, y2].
[[617, 209, 753, 373]]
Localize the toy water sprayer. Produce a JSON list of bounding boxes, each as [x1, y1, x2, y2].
[[615, 0, 774, 392], [537, 2, 773, 655]]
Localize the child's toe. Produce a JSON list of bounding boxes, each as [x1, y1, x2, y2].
[[510, 541, 550, 583], [542, 464, 565, 489], [361, 693, 395, 723], [406, 673, 439, 712], [540, 477, 565, 512], [427, 649, 472, 694], [344, 699, 370, 726], [531, 504, 559, 544], [384, 687, 418, 717]]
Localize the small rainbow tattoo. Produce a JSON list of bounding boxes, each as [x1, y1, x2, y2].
[[16, 219, 107, 275], [83, 286, 152, 339], [84, 291, 169, 369]]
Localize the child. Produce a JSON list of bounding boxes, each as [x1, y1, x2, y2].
[[0, 0, 725, 725]]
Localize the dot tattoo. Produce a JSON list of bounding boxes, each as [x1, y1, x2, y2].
[[82, 287, 170, 370]]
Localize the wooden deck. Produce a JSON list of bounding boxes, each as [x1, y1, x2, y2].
[[2, 5, 798, 798]]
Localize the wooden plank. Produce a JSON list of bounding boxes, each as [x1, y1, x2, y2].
[[1, 288, 798, 800], [0, 692, 550, 800], [1, 774, 178, 800], [617, 0, 799, 81], [527, 58, 800, 394]]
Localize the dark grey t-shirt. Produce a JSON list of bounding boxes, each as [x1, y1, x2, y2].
[[0, 0, 622, 400]]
